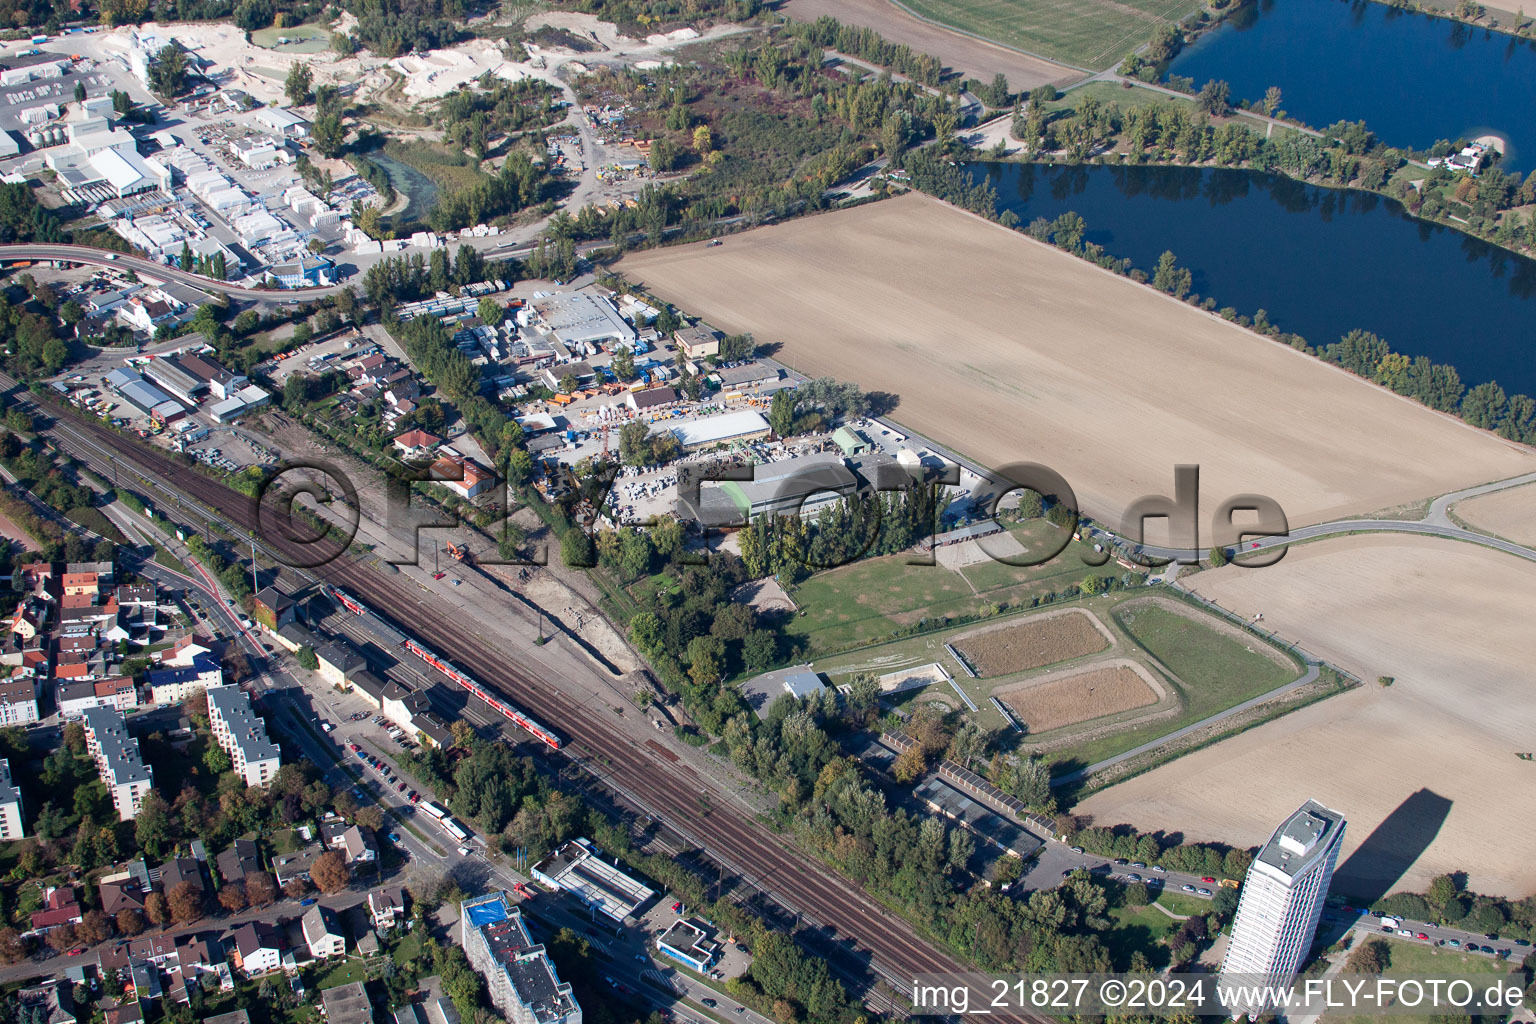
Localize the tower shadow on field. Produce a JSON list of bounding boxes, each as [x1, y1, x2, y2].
[[1315, 788, 1452, 947]]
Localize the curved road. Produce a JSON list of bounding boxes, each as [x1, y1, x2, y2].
[[1112, 471, 1536, 567], [0, 243, 341, 301]]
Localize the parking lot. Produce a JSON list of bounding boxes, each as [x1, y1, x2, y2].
[[181, 427, 278, 471]]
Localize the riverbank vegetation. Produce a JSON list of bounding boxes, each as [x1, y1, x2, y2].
[[557, 18, 961, 246]]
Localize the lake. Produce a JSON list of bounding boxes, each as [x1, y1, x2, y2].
[[1168, 0, 1536, 170], [971, 161, 1536, 395]]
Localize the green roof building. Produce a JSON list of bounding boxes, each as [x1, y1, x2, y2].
[[832, 425, 872, 456]]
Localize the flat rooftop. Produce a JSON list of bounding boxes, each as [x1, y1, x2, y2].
[[463, 895, 577, 1024], [531, 838, 654, 921], [1256, 799, 1346, 880], [914, 776, 1042, 860]]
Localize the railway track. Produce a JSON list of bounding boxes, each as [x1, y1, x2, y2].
[[4, 388, 1021, 1016]]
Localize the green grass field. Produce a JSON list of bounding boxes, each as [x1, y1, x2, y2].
[[1115, 600, 1297, 693], [1104, 900, 1180, 969], [893, 0, 1205, 71], [807, 585, 1305, 770], [65, 504, 127, 543], [785, 520, 1120, 652], [1324, 937, 1513, 1024]]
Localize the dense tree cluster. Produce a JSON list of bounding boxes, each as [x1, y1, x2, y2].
[[737, 483, 945, 581], [429, 151, 547, 234], [439, 77, 564, 159], [1070, 822, 1254, 879], [784, 14, 943, 86]]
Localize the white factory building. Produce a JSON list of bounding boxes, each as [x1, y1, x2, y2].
[[44, 115, 170, 202]]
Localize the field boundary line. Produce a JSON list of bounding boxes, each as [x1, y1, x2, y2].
[[880, 0, 1096, 74]]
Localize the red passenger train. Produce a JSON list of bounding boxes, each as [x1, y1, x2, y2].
[[322, 585, 564, 750]]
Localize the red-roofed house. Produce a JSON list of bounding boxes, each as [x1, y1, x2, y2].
[[8, 603, 42, 641], [429, 454, 494, 500], [391, 429, 442, 459], [61, 573, 99, 597], [27, 887, 82, 936]]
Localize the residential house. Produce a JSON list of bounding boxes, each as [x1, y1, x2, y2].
[[146, 656, 222, 705], [99, 876, 146, 917], [272, 843, 323, 887], [0, 677, 39, 725], [81, 707, 154, 820], [28, 886, 83, 937], [152, 634, 214, 669], [157, 856, 204, 896], [321, 983, 374, 1024], [206, 685, 280, 787], [216, 838, 261, 885], [302, 904, 346, 959], [231, 921, 283, 976], [18, 982, 75, 1024], [369, 886, 406, 932], [321, 822, 376, 865]]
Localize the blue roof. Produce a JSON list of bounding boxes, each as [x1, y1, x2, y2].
[[146, 654, 218, 684], [466, 900, 508, 927]]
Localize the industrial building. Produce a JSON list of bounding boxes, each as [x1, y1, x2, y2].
[[662, 409, 770, 451], [673, 325, 720, 360], [530, 838, 654, 923], [254, 106, 309, 137], [1219, 800, 1346, 1017], [0, 51, 69, 86], [80, 707, 154, 821], [143, 349, 247, 405], [106, 368, 184, 422], [532, 292, 634, 351], [655, 920, 719, 973], [208, 384, 271, 423], [461, 893, 581, 1024], [269, 254, 335, 288], [206, 685, 280, 788]]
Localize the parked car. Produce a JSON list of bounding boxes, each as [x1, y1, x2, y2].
[[1416, 932, 1429, 940], [300, 897, 317, 906], [1151, 865, 1166, 873], [1182, 884, 1197, 893], [1200, 876, 1217, 884], [1070, 846, 1084, 854], [458, 845, 472, 856], [1197, 888, 1213, 897]]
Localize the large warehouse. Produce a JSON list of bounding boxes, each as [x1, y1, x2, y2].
[[663, 409, 770, 451]]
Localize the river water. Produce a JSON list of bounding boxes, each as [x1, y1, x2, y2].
[[971, 161, 1536, 395], [1167, 0, 1536, 170]]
